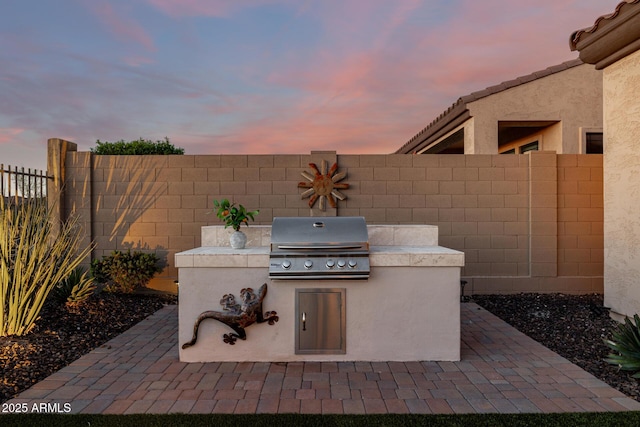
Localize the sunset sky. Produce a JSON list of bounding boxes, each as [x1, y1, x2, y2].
[[0, 0, 613, 171]]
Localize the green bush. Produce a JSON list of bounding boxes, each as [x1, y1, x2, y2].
[[91, 137, 185, 155], [53, 266, 97, 308], [0, 198, 93, 336], [91, 250, 162, 293], [604, 313, 640, 377]]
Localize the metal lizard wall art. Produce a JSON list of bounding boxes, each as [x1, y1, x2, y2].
[[182, 283, 278, 349]]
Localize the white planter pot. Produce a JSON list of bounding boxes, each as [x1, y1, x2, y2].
[[230, 230, 247, 249]]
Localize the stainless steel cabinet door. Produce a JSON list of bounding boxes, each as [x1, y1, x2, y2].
[[296, 288, 346, 354]]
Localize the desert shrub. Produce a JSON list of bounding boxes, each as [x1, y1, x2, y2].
[[53, 266, 97, 307], [0, 198, 93, 336], [91, 250, 161, 293], [91, 137, 185, 155], [604, 314, 640, 378]]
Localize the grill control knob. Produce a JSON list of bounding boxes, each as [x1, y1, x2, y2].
[[304, 260, 313, 269], [337, 260, 346, 268], [282, 260, 292, 269], [348, 259, 357, 268], [326, 259, 335, 268]]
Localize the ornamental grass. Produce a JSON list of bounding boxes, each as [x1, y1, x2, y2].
[[0, 197, 93, 336]]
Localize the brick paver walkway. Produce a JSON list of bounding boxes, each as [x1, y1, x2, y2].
[[6, 303, 640, 414]]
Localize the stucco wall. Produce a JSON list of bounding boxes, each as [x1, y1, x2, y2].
[[603, 49, 640, 319], [468, 64, 603, 154], [62, 149, 603, 295]]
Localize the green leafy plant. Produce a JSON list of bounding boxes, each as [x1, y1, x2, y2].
[[91, 137, 185, 155], [0, 198, 94, 336], [213, 199, 259, 232], [604, 314, 640, 377], [91, 250, 162, 293], [53, 266, 97, 308]]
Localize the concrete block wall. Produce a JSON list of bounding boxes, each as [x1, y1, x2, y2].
[[557, 155, 604, 278], [61, 143, 603, 295]]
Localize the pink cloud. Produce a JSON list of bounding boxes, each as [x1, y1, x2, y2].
[[123, 55, 156, 67], [145, 0, 284, 18], [375, 0, 423, 48], [87, 2, 156, 53], [365, 0, 611, 105], [127, 2, 544, 155], [5, 0, 610, 161], [193, 81, 425, 155], [0, 128, 24, 145], [194, 0, 612, 155]]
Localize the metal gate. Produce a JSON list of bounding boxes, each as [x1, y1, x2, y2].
[[1, 164, 51, 205]]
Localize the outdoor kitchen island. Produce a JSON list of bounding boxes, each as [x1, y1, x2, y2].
[[176, 221, 464, 362]]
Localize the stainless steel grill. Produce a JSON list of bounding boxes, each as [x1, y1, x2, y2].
[[269, 216, 370, 280]]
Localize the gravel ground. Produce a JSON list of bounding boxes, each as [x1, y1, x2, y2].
[[0, 293, 176, 404], [472, 293, 640, 402], [1, 292, 639, 404]]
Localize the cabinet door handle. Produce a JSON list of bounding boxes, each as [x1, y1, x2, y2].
[[302, 312, 306, 331]]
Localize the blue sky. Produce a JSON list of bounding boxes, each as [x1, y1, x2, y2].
[[0, 0, 613, 171]]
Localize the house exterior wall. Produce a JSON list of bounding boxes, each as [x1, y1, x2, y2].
[[463, 118, 475, 154], [603, 49, 640, 320], [467, 64, 602, 154], [61, 146, 603, 296]]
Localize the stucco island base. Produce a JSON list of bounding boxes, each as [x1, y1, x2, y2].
[[176, 225, 464, 362]]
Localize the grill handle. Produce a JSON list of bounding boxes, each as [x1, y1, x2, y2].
[[277, 245, 364, 250]]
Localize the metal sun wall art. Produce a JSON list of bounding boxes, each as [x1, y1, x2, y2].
[[298, 160, 349, 210], [181, 283, 278, 348]]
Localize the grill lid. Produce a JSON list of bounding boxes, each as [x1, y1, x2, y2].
[[270, 216, 368, 252]]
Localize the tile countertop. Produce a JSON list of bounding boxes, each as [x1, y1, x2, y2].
[[175, 245, 464, 268]]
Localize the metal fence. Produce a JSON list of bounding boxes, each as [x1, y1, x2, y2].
[[1, 164, 51, 205]]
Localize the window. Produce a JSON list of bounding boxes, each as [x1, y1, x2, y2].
[[520, 141, 539, 153], [501, 149, 516, 154], [586, 132, 603, 154]]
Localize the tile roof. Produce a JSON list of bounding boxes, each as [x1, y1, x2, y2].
[[570, 0, 640, 51], [396, 59, 584, 154]]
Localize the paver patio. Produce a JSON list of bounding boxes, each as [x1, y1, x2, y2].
[[5, 303, 640, 414]]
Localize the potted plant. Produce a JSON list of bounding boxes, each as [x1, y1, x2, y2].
[[213, 199, 259, 249]]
